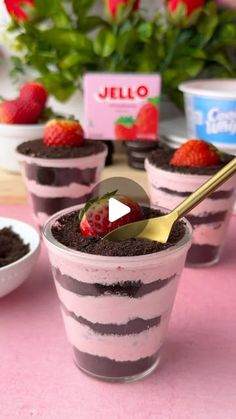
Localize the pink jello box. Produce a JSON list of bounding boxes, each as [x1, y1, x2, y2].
[[84, 73, 161, 141]]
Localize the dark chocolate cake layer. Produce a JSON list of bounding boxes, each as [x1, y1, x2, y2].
[[25, 164, 97, 187], [17, 139, 106, 159], [62, 303, 161, 336], [31, 193, 93, 217], [187, 244, 220, 265], [52, 207, 186, 257], [53, 266, 176, 297], [156, 186, 234, 200], [73, 347, 159, 379]]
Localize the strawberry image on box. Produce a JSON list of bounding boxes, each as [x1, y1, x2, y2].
[[84, 73, 161, 141], [115, 117, 137, 140]]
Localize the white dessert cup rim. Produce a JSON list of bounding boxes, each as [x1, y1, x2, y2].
[[0, 217, 40, 273], [42, 203, 193, 265], [179, 79, 236, 99]]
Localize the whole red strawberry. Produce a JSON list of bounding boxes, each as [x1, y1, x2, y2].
[[170, 139, 220, 167], [168, 0, 205, 17], [0, 98, 42, 124], [136, 97, 159, 140], [115, 117, 137, 140], [80, 191, 143, 238], [4, 0, 35, 22], [106, 0, 139, 18], [20, 82, 48, 108], [44, 119, 84, 147]]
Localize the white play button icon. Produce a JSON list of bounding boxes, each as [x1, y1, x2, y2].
[[108, 198, 131, 223]]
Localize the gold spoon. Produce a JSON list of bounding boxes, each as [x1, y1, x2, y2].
[[104, 157, 236, 243]]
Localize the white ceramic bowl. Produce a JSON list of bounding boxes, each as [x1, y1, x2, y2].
[[0, 217, 41, 298], [0, 123, 44, 173]]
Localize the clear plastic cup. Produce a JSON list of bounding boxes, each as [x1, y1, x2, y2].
[[16, 142, 107, 227], [145, 158, 236, 267], [43, 204, 192, 383]]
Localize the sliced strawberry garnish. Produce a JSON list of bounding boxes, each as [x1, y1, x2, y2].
[[170, 139, 220, 167], [44, 119, 84, 147], [20, 81, 48, 108], [80, 191, 143, 238]]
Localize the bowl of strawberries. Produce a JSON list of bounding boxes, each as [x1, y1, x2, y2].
[[0, 81, 48, 172]]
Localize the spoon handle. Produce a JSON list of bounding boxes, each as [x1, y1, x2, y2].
[[173, 158, 236, 219]]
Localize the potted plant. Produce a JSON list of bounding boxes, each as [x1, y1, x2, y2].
[[3, 0, 236, 105], [3, 0, 236, 167]]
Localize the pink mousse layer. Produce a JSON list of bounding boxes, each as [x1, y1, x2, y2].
[[62, 310, 170, 362], [48, 250, 181, 284], [55, 276, 180, 324], [24, 180, 98, 198]]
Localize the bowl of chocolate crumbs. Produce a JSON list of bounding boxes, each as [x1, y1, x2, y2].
[[0, 218, 40, 297]]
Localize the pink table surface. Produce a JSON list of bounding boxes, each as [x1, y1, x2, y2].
[[0, 204, 236, 419]]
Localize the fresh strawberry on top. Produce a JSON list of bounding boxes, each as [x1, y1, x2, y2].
[[136, 97, 159, 139], [115, 116, 137, 140], [44, 119, 84, 147], [170, 139, 220, 167], [0, 98, 42, 124], [20, 81, 48, 108], [80, 191, 143, 238]]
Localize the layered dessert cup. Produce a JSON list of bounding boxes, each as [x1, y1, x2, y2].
[[17, 139, 107, 227], [145, 147, 236, 267], [43, 204, 192, 382]]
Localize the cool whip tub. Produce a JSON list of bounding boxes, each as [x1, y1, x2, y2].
[[180, 80, 236, 149], [17, 140, 107, 227], [43, 204, 192, 382], [145, 155, 236, 267]]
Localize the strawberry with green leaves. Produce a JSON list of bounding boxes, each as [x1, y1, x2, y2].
[[80, 191, 143, 237], [115, 116, 137, 140], [136, 97, 160, 140], [170, 139, 220, 167]]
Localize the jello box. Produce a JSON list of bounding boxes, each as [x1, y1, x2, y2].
[[84, 73, 161, 141]]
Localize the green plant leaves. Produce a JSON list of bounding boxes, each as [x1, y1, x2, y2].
[[6, 0, 236, 107], [79, 16, 106, 32], [72, 0, 96, 18], [137, 22, 153, 42], [60, 51, 95, 69], [39, 29, 92, 51], [38, 73, 77, 101], [94, 28, 116, 57]]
